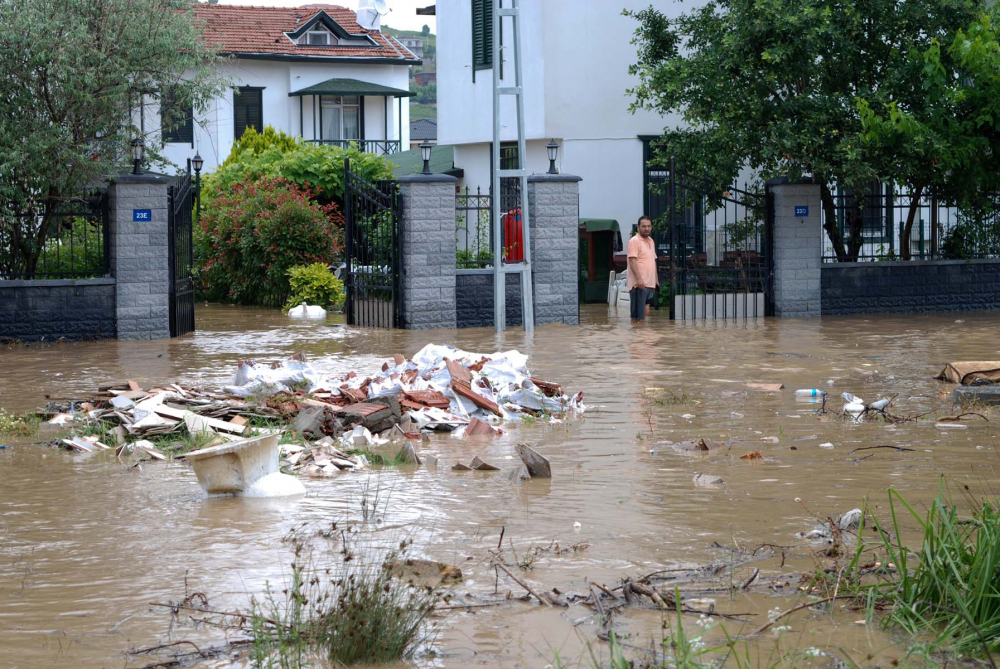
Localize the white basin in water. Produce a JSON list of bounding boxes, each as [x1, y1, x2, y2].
[[288, 302, 327, 318], [185, 433, 305, 498]]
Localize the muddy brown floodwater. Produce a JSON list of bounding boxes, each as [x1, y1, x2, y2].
[[2, 304, 1000, 668]]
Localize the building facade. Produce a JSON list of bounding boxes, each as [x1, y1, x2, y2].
[[152, 5, 419, 173], [436, 0, 686, 241]]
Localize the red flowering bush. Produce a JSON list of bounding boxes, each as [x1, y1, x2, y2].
[[195, 177, 344, 307]]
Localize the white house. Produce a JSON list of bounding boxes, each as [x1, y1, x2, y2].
[[435, 0, 686, 242], [153, 4, 420, 173]]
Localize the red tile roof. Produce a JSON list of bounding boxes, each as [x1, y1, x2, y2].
[[190, 4, 418, 61]]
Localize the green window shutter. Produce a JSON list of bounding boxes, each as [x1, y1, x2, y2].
[[472, 0, 493, 72], [234, 87, 263, 140], [161, 87, 193, 145]]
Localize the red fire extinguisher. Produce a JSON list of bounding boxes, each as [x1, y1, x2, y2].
[[502, 208, 524, 263]]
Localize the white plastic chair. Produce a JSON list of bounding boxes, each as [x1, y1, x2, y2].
[[609, 271, 629, 308]]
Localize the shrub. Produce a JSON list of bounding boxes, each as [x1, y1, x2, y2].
[[222, 126, 301, 168], [196, 177, 344, 307], [203, 142, 393, 210], [283, 263, 345, 312]]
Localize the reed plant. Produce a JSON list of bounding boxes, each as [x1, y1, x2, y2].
[[870, 486, 1000, 658]]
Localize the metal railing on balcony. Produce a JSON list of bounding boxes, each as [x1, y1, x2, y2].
[[306, 139, 401, 156]]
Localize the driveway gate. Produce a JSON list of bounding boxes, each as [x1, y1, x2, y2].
[[656, 160, 773, 320], [168, 169, 195, 337], [343, 159, 400, 328]]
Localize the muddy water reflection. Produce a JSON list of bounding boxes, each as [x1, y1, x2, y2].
[[3, 305, 1000, 667]]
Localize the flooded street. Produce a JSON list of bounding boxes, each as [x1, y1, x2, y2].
[[3, 304, 1000, 668]]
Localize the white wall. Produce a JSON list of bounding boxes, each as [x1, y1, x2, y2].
[[436, 0, 698, 241], [437, 0, 546, 146], [157, 58, 411, 173]]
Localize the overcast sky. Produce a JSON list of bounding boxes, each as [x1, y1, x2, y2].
[[217, 0, 437, 33]]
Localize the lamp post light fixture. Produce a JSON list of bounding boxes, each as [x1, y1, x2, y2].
[[546, 139, 559, 175], [131, 138, 145, 175], [192, 152, 204, 222], [419, 140, 432, 175]]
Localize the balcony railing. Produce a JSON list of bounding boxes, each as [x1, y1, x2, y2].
[[306, 139, 401, 156]]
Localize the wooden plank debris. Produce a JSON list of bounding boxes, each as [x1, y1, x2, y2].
[[451, 381, 502, 416], [747, 383, 784, 392], [154, 405, 246, 435]]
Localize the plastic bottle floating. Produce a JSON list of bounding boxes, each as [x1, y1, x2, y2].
[[288, 302, 327, 318]]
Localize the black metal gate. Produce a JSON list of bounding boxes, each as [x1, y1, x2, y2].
[[168, 167, 195, 337], [344, 159, 400, 328], [658, 159, 773, 320]]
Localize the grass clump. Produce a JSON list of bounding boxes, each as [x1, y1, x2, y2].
[[0, 409, 38, 437], [870, 486, 1000, 658], [347, 448, 406, 467], [248, 530, 439, 668]]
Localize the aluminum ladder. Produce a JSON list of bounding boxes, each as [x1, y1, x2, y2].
[[491, 0, 534, 333]]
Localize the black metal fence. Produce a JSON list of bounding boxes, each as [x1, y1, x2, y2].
[[0, 191, 110, 280], [655, 163, 771, 319], [821, 184, 1000, 262], [169, 168, 196, 337], [344, 158, 400, 328], [454, 179, 522, 268]]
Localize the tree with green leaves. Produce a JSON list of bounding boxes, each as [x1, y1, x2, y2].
[[626, 0, 983, 262], [859, 9, 1000, 258], [0, 0, 224, 277]]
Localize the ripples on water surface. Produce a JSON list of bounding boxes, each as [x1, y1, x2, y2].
[[2, 304, 1000, 667]]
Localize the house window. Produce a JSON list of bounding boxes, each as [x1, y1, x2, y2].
[[161, 87, 193, 145], [320, 95, 361, 142], [500, 142, 518, 169], [234, 87, 263, 140], [472, 0, 493, 71], [302, 26, 334, 45]]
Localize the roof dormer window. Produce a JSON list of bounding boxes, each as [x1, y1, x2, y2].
[[302, 25, 334, 45], [285, 10, 379, 49]]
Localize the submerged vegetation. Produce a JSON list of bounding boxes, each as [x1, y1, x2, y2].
[[248, 529, 440, 668], [0, 409, 37, 437]]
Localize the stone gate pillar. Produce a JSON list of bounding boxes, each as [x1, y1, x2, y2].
[[767, 179, 822, 318], [397, 173, 459, 330], [109, 174, 171, 340], [527, 174, 581, 326]]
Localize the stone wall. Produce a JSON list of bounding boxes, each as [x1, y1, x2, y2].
[[455, 270, 522, 328], [822, 259, 1000, 314], [0, 279, 116, 342], [527, 175, 581, 326], [397, 174, 458, 330], [109, 177, 171, 340]]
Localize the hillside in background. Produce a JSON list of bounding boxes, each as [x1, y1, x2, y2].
[[383, 25, 436, 121]]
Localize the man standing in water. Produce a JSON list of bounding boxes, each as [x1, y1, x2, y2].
[[627, 215, 659, 324]]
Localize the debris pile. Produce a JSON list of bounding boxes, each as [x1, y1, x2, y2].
[[42, 345, 581, 475], [224, 344, 585, 426]]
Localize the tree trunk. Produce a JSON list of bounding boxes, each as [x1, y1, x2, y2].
[[820, 184, 847, 262], [845, 201, 864, 262], [26, 206, 57, 277], [899, 185, 924, 261]]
